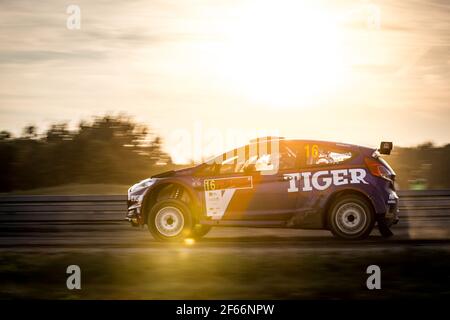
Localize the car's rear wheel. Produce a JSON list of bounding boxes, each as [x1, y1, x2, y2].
[[148, 199, 193, 241], [328, 195, 375, 240]]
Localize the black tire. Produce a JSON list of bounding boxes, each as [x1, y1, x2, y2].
[[191, 224, 212, 239], [147, 199, 193, 242], [328, 195, 375, 240]]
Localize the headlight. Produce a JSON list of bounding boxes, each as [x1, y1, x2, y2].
[[130, 178, 156, 193], [140, 178, 156, 188]]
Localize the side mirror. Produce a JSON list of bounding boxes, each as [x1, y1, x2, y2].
[[379, 141, 393, 155]]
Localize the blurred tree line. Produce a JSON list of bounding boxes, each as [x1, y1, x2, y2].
[[0, 115, 174, 192], [387, 142, 450, 190], [0, 116, 449, 192]]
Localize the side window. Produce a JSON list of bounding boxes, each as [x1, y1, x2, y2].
[[278, 144, 298, 171], [214, 142, 300, 175], [251, 153, 274, 172], [239, 143, 298, 173], [219, 155, 239, 175], [303, 143, 353, 166]]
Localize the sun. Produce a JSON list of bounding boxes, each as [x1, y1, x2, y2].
[[213, 0, 347, 108]]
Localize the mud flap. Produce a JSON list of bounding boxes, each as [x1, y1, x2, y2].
[[377, 216, 394, 238]]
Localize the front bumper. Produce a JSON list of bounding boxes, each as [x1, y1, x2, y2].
[[126, 206, 142, 226], [385, 203, 399, 226], [126, 190, 146, 226], [126, 178, 157, 226]]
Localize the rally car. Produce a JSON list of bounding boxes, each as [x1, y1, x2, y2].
[[126, 138, 399, 241]]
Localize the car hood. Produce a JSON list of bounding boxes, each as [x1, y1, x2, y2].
[[151, 166, 196, 178]]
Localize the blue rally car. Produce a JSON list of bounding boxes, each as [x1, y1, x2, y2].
[[126, 137, 399, 241]]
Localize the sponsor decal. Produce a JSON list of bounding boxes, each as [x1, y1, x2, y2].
[[204, 176, 252, 219], [284, 168, 368, 192], [192, 178, 202, 188], [129, 195, 143, 203]]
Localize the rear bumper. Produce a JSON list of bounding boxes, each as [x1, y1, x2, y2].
[[386, 203, 399, 225], [384, 190, 399, 225]]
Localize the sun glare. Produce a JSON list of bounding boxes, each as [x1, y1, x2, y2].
[[184, 238, 195, 246], [213, 1, 347, 108]]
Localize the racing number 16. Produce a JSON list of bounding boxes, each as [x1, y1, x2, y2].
[[304, 144, 319, 159], [204, 179, 216, 191]]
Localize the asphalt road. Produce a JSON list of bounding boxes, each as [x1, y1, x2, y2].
[[0, 218, 449, 251], [1, 218, 450, 299]]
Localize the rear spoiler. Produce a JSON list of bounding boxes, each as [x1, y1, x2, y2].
[[379, 141, 393, 155]]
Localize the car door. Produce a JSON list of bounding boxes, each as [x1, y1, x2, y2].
[[201, 141, 300, 221]]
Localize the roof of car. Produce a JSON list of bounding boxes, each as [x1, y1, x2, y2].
[[250, 138, 374, 151]]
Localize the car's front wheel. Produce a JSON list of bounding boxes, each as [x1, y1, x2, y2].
[[328, 195, 375, 240], [148, 199, 193, 241]]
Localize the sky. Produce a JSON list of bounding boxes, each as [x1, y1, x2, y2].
[[0, 0, 449, 162]]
